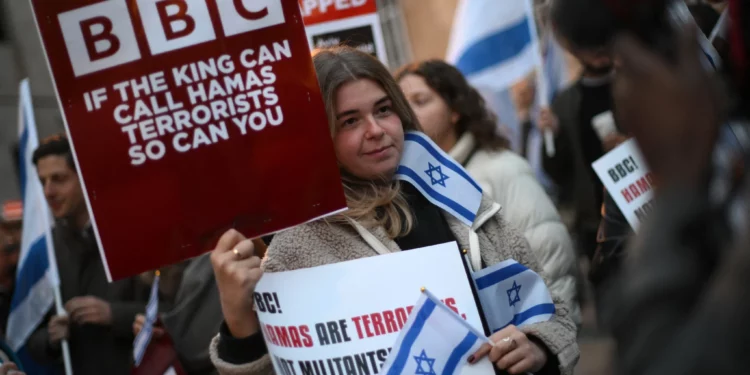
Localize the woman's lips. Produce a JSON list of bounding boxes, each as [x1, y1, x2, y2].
[[364, 145, 392, 156]]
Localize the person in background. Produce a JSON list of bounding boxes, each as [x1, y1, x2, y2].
[[395, 60, 581, 325], [208, 47, 579, 375], [540, 0, 630, 294], [133, 250, 234, 375], [0, 201, 22, 340], [26, 135, 148, 375]]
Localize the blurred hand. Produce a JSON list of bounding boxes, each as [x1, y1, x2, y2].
[[0, 362, 25, 375], [65, 296, 112, 325], [537, 107, 560, 134], [133, 314, 165, 339], [48, 315, 69, 347], [613, 24, 722, 186], [469, 325, 548, 374], [511, 78, 537, 122], [603, 133, 629, 152], [211, 229, 263, 338]]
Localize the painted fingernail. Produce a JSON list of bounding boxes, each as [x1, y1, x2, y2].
[[467, 355, 475, 364]]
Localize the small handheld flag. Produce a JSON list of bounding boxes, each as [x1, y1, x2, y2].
[[395, 132, 483, 227], [472, 259, 555, 333], [380, 289, 489, 375], [134, 271, 160, 367]]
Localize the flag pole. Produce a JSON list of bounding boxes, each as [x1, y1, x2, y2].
[[20, 79, 74, 375], [525, 0, 555, 157]]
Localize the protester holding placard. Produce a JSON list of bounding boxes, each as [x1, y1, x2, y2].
[[25, 136, 149, 375], [395, 60, 581, 326], [208, 47, 578, 375]]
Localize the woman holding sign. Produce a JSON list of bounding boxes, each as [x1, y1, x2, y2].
[[395, 60, 581, 326], [208, 47, 578, 375]]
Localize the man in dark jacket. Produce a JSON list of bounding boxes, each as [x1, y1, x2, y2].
[[26, 135, 147, 375], [540, 0, 627, 264]]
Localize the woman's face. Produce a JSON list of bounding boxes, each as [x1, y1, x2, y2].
[[333, 78, 404, 180], [399, 74, 458, 147]]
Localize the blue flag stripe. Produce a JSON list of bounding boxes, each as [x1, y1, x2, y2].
[[475, 263, 529, 290], [442, 331, 479, 375], [494, 303, 557, 332], [404, 133, 483, 192], [9, 237, 48, 311], [455, 16, 532, 76], [396, 166, 476, 224], [386, 298, 438, 375]]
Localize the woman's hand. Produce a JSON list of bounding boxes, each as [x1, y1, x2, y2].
[[210, 229, 263, 338], [0, 362, 25, 375], [132, 314, 165, 338], [468, 325, 548, 374]]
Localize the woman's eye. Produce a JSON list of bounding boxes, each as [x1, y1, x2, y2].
[[377, 106, 393, 115], [341, 117, 358, 127]]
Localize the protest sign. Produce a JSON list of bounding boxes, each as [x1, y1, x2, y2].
[[254, 242, 495, 375], [592, 139, 655, 231], [299, 0, 389, 63], [29, 0, 347, 280]]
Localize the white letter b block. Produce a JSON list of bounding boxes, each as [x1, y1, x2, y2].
[[58, 0, 141, 77]]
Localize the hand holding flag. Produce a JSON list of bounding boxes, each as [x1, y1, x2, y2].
[[469, 324, 549, 374]]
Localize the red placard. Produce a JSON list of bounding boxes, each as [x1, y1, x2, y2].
[[299, 0, 377, 26], [29, 0, 347, 281]]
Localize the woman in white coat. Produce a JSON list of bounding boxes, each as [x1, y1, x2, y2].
[[397, 60, 581, 324]]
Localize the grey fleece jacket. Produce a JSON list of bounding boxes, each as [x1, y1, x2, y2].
[[209, 195, 580, 375]]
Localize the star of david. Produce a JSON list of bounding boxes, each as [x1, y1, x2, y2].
[[425, 163, 449, 187], [507, 281, 522, 307], [413, 350, 437, 375]]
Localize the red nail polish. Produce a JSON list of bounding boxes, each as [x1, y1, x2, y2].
[[467, 355, 475, 364]]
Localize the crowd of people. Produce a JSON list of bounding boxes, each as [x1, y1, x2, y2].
[[1, 0, 748, 374]]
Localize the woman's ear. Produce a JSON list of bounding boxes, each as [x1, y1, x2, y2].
[[451, 111, 460, 125]]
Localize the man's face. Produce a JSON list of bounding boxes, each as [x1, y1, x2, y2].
[[573, 47, 615, 76], [0, 225, 20, 285], [37, 155, 85, 220]]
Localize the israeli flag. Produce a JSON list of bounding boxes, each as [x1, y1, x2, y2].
[[473, 259, 555, 333], [669, 0, 722, 71], [395, 132, 483, 227], [447, 0, 537, 90], [381, 289, 490, 375], [134, 273, 160, 367], [7, 80, 59, 353]]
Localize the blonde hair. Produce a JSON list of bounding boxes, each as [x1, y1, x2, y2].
[[312, 47, 421, 239]]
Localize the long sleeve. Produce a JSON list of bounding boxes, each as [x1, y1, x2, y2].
[[602, 187, 723, 375], [26, 309, 60, 365]]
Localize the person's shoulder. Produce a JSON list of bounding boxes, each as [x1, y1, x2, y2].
[[262, 218, 361, 272], [467, 149, 534, 180]]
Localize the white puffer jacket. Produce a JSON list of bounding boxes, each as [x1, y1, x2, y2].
[[450, 133, 581, 324]]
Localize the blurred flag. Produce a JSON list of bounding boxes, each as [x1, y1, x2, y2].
[[380, 289, 490, 375], [6, 79, 62, 374], [447, 0, 537, 91], [472, 259, 555, 333], [396, 132, 483, 226], [134, 272, 160, 367]]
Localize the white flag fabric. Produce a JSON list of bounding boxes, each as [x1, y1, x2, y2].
[[447, 0, 537, 90], [134, 273, 160, 367], [6, 79, 59, 352], [380, 290, 489, 375], [395, 132, 483, 226], [473, 259, 555, 333]]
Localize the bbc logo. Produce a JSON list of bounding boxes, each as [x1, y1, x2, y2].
[[58, 0, 286, 77]]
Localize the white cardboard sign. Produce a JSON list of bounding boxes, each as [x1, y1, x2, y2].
[[592, 139, 655, 231], [253, 242, 494, 375]]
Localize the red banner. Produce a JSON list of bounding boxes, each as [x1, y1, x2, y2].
[[30, 0, 347, 280], [299, 0, 377, 26]]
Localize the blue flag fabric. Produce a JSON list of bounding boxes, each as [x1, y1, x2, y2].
[[472, 259, 555, 333], [6, 80, 61, 375], [395, 132, 483, 227], [380, 290, 489, 375], [133, 274, 160, 367]]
